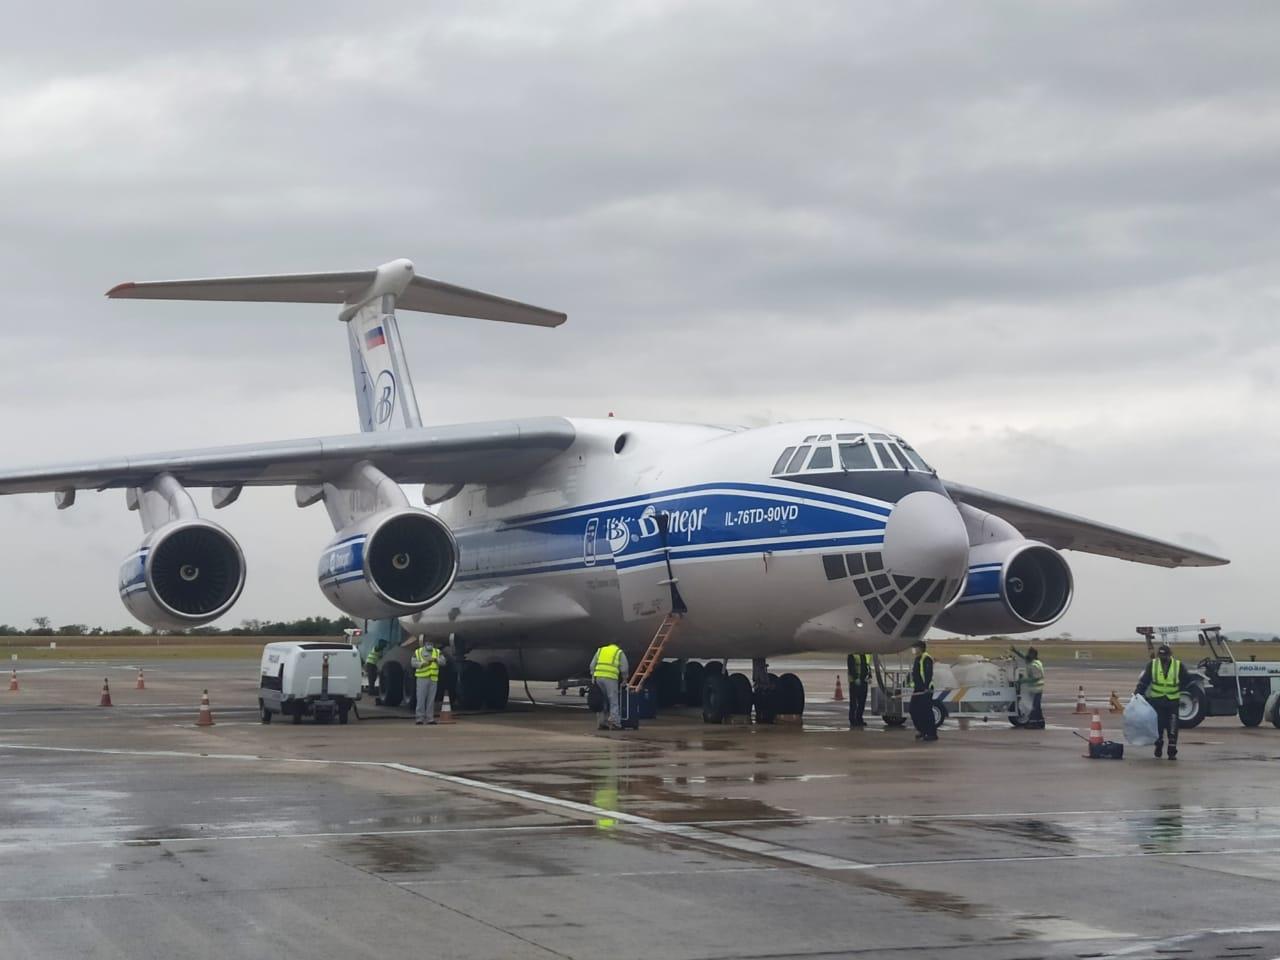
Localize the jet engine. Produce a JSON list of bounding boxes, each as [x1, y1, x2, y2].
[[934, 539, 1073, 636], [119, 520, 246, 629], [318, 508, 458, 619]]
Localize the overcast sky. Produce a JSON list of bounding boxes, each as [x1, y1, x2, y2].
[[1, 1, 1276, 638]]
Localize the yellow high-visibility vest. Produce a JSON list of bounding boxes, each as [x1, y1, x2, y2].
[[413, 647, 440, 680], [365, 648, 382, 666], [1025, 659, 1045, 693], [847, 653, 871, 684], [593, 644, 623, 681], [912, 652, 933, 690], [1149, 658, 1181, 700]]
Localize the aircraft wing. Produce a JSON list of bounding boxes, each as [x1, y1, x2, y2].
[[0, 417, 575, 495], [944, 481, 1228, 568]]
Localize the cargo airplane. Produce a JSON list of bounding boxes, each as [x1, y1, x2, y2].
[[0, 260, 1227, 721]]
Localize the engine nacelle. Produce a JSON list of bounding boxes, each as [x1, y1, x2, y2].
[[119, 520, 246, 629], [318, 508, 458, 620], [934, 540, 1073, 636]]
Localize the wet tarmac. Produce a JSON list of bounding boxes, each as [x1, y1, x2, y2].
[[2, 656, 1279, 959]]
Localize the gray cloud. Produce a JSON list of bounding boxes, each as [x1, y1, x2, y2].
[[1, 1, 1277, 634]]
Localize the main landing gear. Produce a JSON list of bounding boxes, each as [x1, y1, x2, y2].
[[695, 657, 805, 725]]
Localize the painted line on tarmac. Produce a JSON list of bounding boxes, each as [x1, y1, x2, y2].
[[384, 761, 871, 871]]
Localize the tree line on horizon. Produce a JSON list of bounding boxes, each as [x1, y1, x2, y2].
[[0, 615, 359, 638]]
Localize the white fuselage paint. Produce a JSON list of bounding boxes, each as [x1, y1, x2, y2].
[[399, 417, 971, 680]]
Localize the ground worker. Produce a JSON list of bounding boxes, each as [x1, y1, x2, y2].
[[1010, 645, 1046, 728], [589, 642, 629, 731], [412, 637, 445, 726], [364, 641, 385, 695], [847, 652, 872, 727], [908, 640, 937, 741], [1135, 643, 1189, 760]]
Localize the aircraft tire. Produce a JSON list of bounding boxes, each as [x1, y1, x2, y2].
[[484, 662, 510, 711], [1271, 695, 1280, 729], [729, 673, 753, 715], [704, 661, 724, 678], [654, 661, 681, 707], [379, 661, 405, 708], [460, 661, 487, 711], [291, 704, 303, 725], [338, 705, 350, 725], [259, 700, 271, 724], [753, 685, 778, 725], [931, 701, 949, 729], [702, 674, 731, 724], [777, 672, 805, 715], [682, 662, 706, 707]]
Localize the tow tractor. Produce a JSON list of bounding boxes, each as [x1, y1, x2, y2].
[[1136, 623, 1280, 728]]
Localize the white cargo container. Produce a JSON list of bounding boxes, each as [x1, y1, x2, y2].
[[258, 641, 362, 725]]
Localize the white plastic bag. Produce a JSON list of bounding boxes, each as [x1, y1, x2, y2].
[[1123, 695, 1158, 745]]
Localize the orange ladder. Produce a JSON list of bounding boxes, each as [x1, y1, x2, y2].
[[627, 612, 682, 692]]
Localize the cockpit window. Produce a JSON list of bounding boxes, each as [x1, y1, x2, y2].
[[785, 445, 811, 473], [874, 442, 901, 469], [839, 440, 877, 470], [897, 442, 930, 472], [772, 447, 796, 474], [774, 434, 933, 475]]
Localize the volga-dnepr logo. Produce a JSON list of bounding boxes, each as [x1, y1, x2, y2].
[[373, 370, 396, 426]]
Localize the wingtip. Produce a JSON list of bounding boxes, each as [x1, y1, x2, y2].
[[105, 281, 136, 298]]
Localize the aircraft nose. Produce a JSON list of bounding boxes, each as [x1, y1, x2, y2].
[[882, 491, 969, 583]]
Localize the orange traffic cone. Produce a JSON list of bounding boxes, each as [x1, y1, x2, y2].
[[136, 668, 146, 691], [1074, 686, 1088, 714], [99, 678, 113, 707], [437, 691, 455, 724], [195, 689, 215, 727], [834, 674, 845, 702], [8, 668, 18, 692], [1109, 690, 1123, 713], [1082, 711, 1103, 757]]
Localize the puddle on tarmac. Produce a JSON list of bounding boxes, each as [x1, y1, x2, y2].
[[974, 818, 1075, 846]]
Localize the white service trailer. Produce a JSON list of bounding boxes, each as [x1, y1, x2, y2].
[[259, 641, 363, 725]]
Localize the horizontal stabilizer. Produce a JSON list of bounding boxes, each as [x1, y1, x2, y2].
[[106, 259, 566, 327]]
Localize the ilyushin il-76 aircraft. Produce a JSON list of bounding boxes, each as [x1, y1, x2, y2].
[[0, 259, 1226, 721]]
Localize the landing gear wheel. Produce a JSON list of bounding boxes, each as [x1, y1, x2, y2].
[[883, 716, 906, 728], [777, 672, 805, 715], [259, 699, 271, 724], [379, 661, 405, 708], [1008, 714, 1028, 728], [729, 673, 753, 715], [702, 674, 731, 724], [931, 701, 949, 729], [1270, 695, 1280, 729], [682, 662, 706, 707], [704, 661, 725, 678], [483, 662, 510, 711], [654, 661, 681, 708], [459, 661, 487, 711], [1239, 700, 1265, 727], [753, 684, 779, 725], [338, 705, 350, 725], [1178, 686, 1208, 728], [291, 704, 303, 725]]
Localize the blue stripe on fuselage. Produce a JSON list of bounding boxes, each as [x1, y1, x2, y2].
[[452, 481, 891, 583]]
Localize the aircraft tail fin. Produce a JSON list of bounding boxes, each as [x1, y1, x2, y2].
[[107, 258, 566, 433]]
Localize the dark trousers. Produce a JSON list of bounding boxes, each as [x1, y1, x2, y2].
[[909, 691, 936, 738], [1029, 691, 1044, 726], [365, 663, 379, 692], [849, 682, 868, 725], [1152, 698, 1179, 751]]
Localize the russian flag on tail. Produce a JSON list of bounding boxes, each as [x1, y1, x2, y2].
[[365, 325, 386, 349]]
